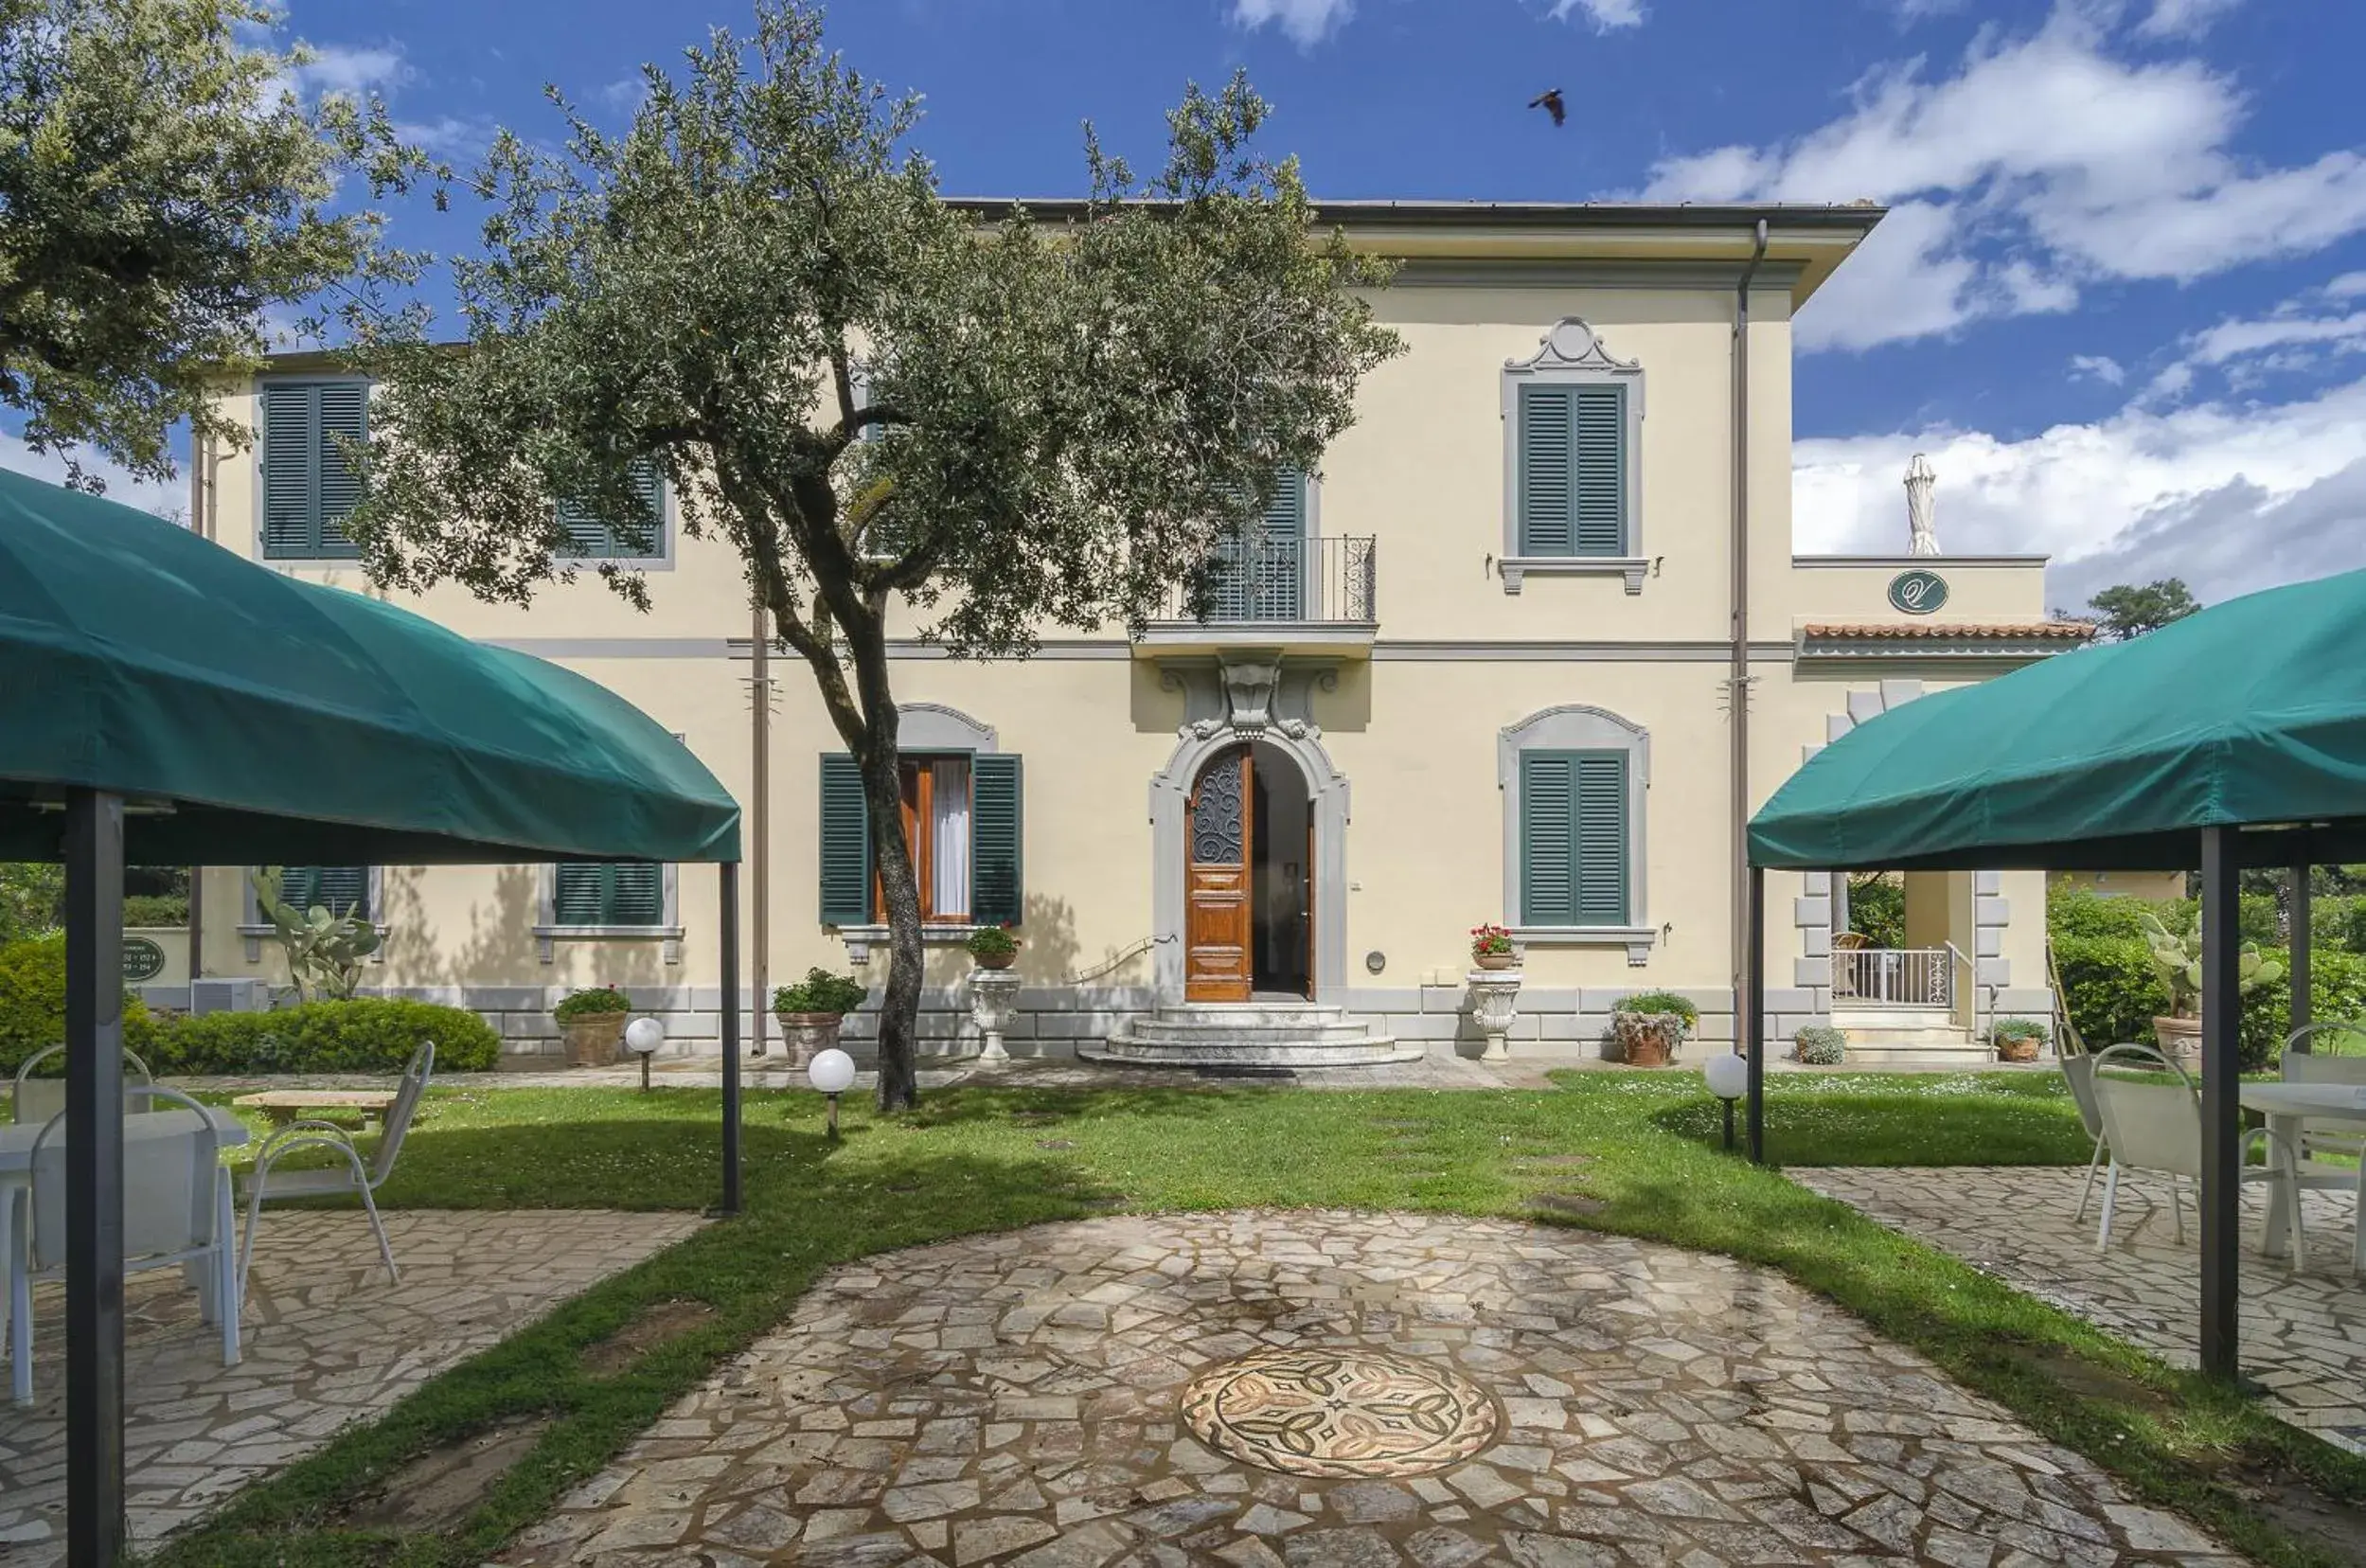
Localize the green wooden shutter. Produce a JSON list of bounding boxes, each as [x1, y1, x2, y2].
[[276, 865, 367, 918], [1572, 385, 1626, 557], [260, 385, 316, 558], [558, 459, 664, 558], [1574, 754, 1629, 924], [1520, 754, 1576, 926], [1518, 386, 1574, 555], [819, 754, 872, 924], [970, 755, 1023, 925], [1254, 467, 1306, 619], [314, 383, 366, 556], [608, 862, 664, 925], [554, 863, 606, 925]]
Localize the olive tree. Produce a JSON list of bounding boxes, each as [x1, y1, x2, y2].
[[0, 0, 417, 488], [340, 1, 1399, 1110]]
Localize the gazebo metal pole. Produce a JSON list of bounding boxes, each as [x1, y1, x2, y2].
[[2291, 852, 2313, 1038], [1746, 864, 1766, 1165], [2199, 827, 2241, 1381], [719, 862, 742, 1217], [64, 789, 127, 1567]]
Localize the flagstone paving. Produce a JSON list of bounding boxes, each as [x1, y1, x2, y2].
[[0, 1208, 703, 1563], [506, 1210, 2242, 1567], [1797, 1165, 2366, 1457]]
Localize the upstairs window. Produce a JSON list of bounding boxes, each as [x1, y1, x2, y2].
[[557, 458, 667, 561], [260, 381, 367, 560], [1517, 384, 1627, 558]]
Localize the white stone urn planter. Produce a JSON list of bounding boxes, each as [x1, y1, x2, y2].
[[774, 1012, 844, 1071], [1466, 969, 1524, 1063], [2152, 1013, 2202, 1066], [968, 968, 1024, 1064]]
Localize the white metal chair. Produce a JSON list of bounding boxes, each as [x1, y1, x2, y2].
[[11, 1084, 240, 1404], [11, 1043, 157, 1124], [2088, 1043, 2302, 1258], [236, 1041, 432, 1300], [2059, 1047, 2109, 1221], [2280, 1021, 2366, 1273]]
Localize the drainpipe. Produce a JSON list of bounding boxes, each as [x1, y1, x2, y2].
[[1731, 219, 1769, 1038], [186, 436, 207, 983], [750, 598, 771, 1059]]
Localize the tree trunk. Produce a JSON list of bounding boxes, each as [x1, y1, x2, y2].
[[860, 722, 923, 1112]]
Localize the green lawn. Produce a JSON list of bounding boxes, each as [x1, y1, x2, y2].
[[127, 1070, 2366, 1567]]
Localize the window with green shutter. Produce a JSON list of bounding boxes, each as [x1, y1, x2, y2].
[[260, 381, 368, 559], [276, 865, 370, 920], [818, 751, 1023, 927], [819, 754, 873, 924], [970, 755, 1023, 925], [553, 862, 666, 926], [557, 459, 667, 560], [1519, 751, 1628, 926], [1517, 383, 1627, 558], [1200, 465, 1307, 621]]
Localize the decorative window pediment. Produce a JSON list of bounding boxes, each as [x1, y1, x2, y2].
[[1499, 318, 1646, 594]]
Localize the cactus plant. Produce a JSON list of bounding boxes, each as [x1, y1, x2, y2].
[[250, 867, 382, 1003], [2137, 910, 2284, 1019]]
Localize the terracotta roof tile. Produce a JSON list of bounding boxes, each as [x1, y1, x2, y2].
[[1801, 621, 2095, 641]]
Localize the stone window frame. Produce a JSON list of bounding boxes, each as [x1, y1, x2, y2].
[[1498, 317, 1647, 595], [238, 865, 388, 964], [832, 703, 1006, 965], [1498, 704, 1655, 964]]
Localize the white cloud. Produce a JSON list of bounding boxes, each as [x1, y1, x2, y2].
[[596, 76, 649, 115], [1545, 0, 1645, 30], [1793, 371, 2366, 606], [2134, 0, 2243, 41], [0, 432, 183, 520], [1643, 7, 2366, 351], [2070, 353, 2126, 384], [393, 115, 498, 159], [294, 42, 411, 98], [1885, 0, 1966, 21], [2186, 309, 2366, 367], [1229, 0, 1352, 45], [2323, 271, 2366, 299]]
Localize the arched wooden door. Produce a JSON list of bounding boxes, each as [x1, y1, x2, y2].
[[1185, 744, 1254, 1002]]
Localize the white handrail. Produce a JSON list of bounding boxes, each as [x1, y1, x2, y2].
[[1944, 940, 1978, 1037]]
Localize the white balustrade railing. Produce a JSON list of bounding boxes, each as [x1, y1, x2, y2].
[[1832, 947, 1953, 1008]]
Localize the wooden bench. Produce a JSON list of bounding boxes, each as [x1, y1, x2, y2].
[[231, 1089, 399, 1129]]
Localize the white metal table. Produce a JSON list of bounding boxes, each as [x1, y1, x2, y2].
[[2240, 1081, 2366, 1260], [1, 1106, 250, 1403]]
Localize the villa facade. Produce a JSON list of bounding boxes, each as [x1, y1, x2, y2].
[[179, 201, 2080, 1066]]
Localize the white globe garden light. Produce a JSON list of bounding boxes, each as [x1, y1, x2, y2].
[[1702, 1050, 1750, 1152], [809, 1046, 858, 1140], [624, 1015, 666, 1092]]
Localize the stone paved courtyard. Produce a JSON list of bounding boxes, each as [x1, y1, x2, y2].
[[0, 1208, 703, 1562], [1798, 1165, 2366, 1457], [507, 1210, 2241, 1567]]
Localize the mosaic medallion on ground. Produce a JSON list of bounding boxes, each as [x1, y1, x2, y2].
[[1180, 1345, 1498, 1478]]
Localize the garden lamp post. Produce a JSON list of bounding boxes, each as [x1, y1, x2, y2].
[[1703, 1050, 1749, 1152], [809, 1047, 856, 1142], [624, 1015, 666, 1093]]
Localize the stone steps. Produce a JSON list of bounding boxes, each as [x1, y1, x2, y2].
[[1834, 1007, 1987, 1068], [1084, 1003, 1426, 1069]]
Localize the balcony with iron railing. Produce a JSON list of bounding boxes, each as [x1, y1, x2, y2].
[[1135, 535, 1379, 657]]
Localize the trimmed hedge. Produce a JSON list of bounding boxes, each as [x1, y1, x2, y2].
[[2240, 948, 2366, 1069], [0, 935, 162, 1075], [151, 999, 500, 1076]]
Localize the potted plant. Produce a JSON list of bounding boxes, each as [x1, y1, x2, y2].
[[1610, 990, 1698, 1067], [553, 984, 632, 1067], [1470, 923, 1518, 971], [773, 967, 869, 1069], [2138, 912, 2283, 1064], [1990, 1016, 2050, 1063], [1794, 1025, 1846, 1066], [967, 924, 1020, 971]]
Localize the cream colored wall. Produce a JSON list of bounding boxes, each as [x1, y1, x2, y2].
[[1784, 561, 2050, 626]]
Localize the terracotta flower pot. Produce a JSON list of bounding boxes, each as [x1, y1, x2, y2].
[[2153, 1013, 2202, 1065], [1610, 1011, 1683, 1068], [973, 950, 1017, 971], [560, 1012, 627, 1068], [774, 1011, 845, 1070], [1995, 1035, 2042, 1063], [1473, 950, 1517, 971]]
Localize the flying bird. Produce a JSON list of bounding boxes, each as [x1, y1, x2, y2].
[[1529, 89, 1566, 128]]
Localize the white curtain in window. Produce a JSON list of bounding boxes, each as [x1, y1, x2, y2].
[[933, 758, 970, 918]]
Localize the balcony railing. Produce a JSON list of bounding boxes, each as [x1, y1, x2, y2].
[[1154, 535, 1377, 625], [1832, 946, 1953, 1008]]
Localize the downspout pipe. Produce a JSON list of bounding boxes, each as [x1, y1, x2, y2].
[[1731, 219, 1769, 1038]]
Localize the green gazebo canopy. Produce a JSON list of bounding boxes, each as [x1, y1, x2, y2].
[[1750, 567, 2366, 873], [0, 468, 740, 865]]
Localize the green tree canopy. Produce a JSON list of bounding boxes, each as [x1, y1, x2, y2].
[[340, 1, 1401, 1107], [2085, 579, 2200, 642], [0, 0, 418, 488]]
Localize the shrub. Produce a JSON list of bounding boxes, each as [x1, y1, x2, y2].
[[1843, 876, 1905, 949], [2239, 948, 2366, 1072], [121, 894, 188, 927], [774, 968, 867, 1016], [966, 925, 1018, 961], [2339, 898, 2366, 956], [1795, 1025, 1846, 1066], [0, 935, 162, 1075], [2047, 885, 2164, 941], [553, 985, 632, 1023], [2053, 933, 2168, 1054], [1614, 990, 1699, 1031], [153, 997, 498, 1076], [1990, 1017, 2050, 1049]]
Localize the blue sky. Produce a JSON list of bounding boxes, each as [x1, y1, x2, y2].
[[20, 0, 2366, 608]]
